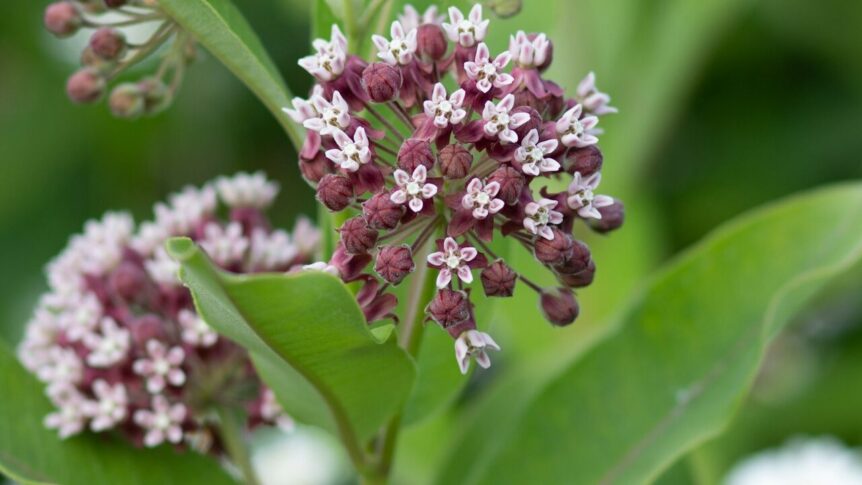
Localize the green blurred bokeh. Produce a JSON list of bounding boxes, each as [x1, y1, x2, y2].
[[1, 0, 861, 482]]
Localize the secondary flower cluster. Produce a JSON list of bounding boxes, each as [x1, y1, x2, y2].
[[43, 0, 195, 118], [289, 4, 624, 374], [18, 173, 318, 451]]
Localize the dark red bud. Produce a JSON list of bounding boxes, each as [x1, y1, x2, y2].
[[362, 62, 402, 103], [557, 259, 595, 288], [438, 144, 473, 179], [427, 289, 471, 328], [565, 145, 603, 177], [299, 152, 333, 183], [362, 192, 405, 230], [540, 289, 579, 326], [90, 27, 126, 61], [417, 24, 448, 60], [589, 200, 625, 234], [316, 174, 353, 211], [487, 166, 525, 205], [340, 216, 379, 255], [554, 239, 591, 275], [511, 106, 542, 140], [374, 245, 415, 285], [66, 68, 105, 103], [109, 261, 147, 301], [108, 83, 145, 119], [129, 315, 165, 346], [44, 2, 81, 37], [534, 228, 574, 265], [397, 138, 435, 172], [481, 260, 517, 297]]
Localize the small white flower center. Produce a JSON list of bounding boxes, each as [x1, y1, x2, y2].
[[406, 181, 421, 196], [535, 207, 550, 225], [154, 413, 170, 430], [475, 192, 490, 205], [445, 252, 461, 269], [154, 359, 170, 375]]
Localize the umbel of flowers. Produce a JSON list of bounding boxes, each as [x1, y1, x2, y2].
[[18, 173, 319, 450], [288, 4, 624, 374], [43, 0, 195, 118]]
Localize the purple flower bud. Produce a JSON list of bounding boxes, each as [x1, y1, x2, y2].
[[540, 288, 579, 326], [427, 289, 471, 329], [438, 144, 473, 179], [565, 145, 603, 177], [374, 245, 415, 285], [417, 24, 448, 60], [511, 106, 542, 141], [362, 192, 405, 230], [340, 217, 379, 255], [299, 152, 333, 183], [554, 239, 591, 275], [44, 2, 81, 37], [90, 28, 126, 61], [487, 166, 525, 205], [316, 174, 353, 211], [109, 261, 147, 301], [108, 83, 145, 119], [588, 200, 625, 234], [397, 138, 435, 172], [481, 260, 517, 297], [558, 259, 595, 288], [129, 315, 166, 346], [66, 68, 105, 104], [362, 62, 402, 103], [533, 228, 574, 264]]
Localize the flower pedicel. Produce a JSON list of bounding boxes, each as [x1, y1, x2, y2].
[[291, 4, 624, 374], [18, 173, 320, 449]]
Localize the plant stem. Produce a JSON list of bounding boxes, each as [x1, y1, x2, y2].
[[215, 406, 261, 485]]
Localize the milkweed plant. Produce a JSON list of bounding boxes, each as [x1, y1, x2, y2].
[[30, 1, 621, 481]]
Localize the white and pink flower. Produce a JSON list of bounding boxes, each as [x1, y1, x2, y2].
[[298, 24, 348, 81], [482, 94, 530, 144], [567, 171, 614, 219], [454, 329, 500, 374], [133, 340, 186, 394], [556, 104, 601, 148], [464, 43, 514, 93], [523, 199, 564, 240], [427, 237, 478, 288], [515, 129, 560, 176], [462, 178, 504, 220], [372, 21, 418, 66], [133, 395, 186, 447], [325, 127, 371, 172], [423, 83, 467, 129], [391, 165, 437, 212], [442, 5, 489, 47]]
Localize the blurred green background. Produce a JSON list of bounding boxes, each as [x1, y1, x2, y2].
[[1, 0, 861, 482]]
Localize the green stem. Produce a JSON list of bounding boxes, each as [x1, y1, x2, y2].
[[341, 0, 359, 51], [215, 406, 261, 485]]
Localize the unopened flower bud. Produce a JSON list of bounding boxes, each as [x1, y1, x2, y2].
[[533, 228, 573, 264], [558, 260, 595, 288], [362, 192, 404, 230], [316, 174, 353, 211], [362, 63, 402, 103], [487, 166, 525, 205], [109, 83, 145, 119], [397, 138, 435, 172], [340, 217, 378, 255], [44, 2, 81, 38], [565, 145, 603, 176], [438, 144, 473, 179], [481, 260, 517, 297], [540, 288, 579, 326], [427, 289, 471, 328], [374, 245, 415, 285], [417, 24, 448, 60], [299, 152, 333, 183], [90, 28, 126, 61], [137, 77, 172, 115], [511, 106, 542, 141], [129, 315, 165, 346], [66, 68, 105, 103], [554, 239, 591, 275], [588, 200, 625, 233], [109, 261, 147, 301]]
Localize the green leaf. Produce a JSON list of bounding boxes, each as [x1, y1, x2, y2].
[[166, 238, 416, 460], [438, 183, 862, 484], [0, 341, 236, 485], [158, 0, 303, 148]]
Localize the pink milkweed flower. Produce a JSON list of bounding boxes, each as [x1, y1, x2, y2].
[[133, 340, 186, 394], [398, 4, 445, 31], [464, 42, 514, 94], [44, 385, 88, 439], [514, 129, 560, 176], [567, 171, 614, 219], [326, 127, 372, 172], [509, 30, 551, 69], [298, 24, 348, 81], [84, 380, 127, 432], [177, 309, 218, 348], [576, 71, 618, 116], [133, 395, 186, 447], [523, 199, 564, 240], [82, 317, 130, 368], [303, 91, 352, 136], [442, 4, 489, 47], [372, 21, 418, 66], [461, 178, 504, 220], [391, 165, 438, 212], [454, 329, 500, 374], [423, 83, 467, 128], [556, 104, 601, 148], [427, 237, 479, 288], [482, 94, 531, 144]]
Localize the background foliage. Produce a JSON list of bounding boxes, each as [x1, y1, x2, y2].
[[1, 0, 861, 483]]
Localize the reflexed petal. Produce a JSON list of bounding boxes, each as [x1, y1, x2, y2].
[[427, 251, 445, 266], [390, 190, 408, 204], [412, 164, 427, 181], [460, 247, 478, 261], [484, 181, 501, 196], [421, 184, 438, 198], [457, 265, 473, 284], [443, 237, 459, 252], [436, 268, 452, 288], [432, 82, 447, 102], [594, 195, 615, 208], [488, 199, 505, 213], [393, 169, 410, 185], [475, 351, 491, 369], [408, 197, 423, 212], [539, 226, 554, 240]]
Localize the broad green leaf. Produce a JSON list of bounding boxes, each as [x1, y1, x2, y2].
[[438, 183, 862, 484], [158, 0, 303, 148], [0, 341, 236, 485], [166, 238, 415, 453]]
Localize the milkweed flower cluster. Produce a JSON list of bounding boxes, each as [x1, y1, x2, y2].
[[18, 173, 317, 450], [288, 4, 624, 374], [43, 0, 195, 118]]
